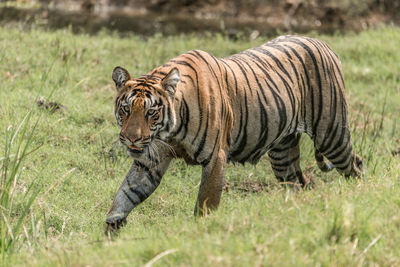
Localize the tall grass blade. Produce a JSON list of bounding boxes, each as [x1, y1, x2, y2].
[[0, 112, 42, 257]]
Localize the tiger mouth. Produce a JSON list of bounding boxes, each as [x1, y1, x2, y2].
[[128, 144, 144, 153]]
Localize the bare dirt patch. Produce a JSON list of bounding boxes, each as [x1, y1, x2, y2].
[[36, 96, 66, 113], [223, 180, 269, 194]]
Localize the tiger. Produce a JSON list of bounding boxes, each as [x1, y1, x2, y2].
[[105, 35, 363, 233]]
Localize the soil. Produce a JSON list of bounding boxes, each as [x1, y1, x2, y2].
[[36, 96, 65, 113], [223, 180, 270, 194]]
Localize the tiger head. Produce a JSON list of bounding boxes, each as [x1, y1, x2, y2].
[[112, 66, 180, 156]]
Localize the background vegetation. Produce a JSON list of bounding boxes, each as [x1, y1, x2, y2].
[[2, 0, 400, 36], [0, 24, 399, 266]]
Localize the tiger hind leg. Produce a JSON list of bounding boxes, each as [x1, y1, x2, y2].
[[268, 133, 312, 188], [314, 148, 334, 172], [315, 127, 363, 178]]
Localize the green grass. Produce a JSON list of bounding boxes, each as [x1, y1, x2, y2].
[[0, 112, 41, 257], [0, 24, 399, 266]]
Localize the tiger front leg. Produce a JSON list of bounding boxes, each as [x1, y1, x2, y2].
[[194, 150, 227, 216], [105, 158, 171, 235]]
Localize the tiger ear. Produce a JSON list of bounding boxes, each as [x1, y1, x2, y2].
[[112, 66, 131, 91], [161, 68, 180, 96]]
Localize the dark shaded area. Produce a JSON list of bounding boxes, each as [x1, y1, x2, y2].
[[223, 180, 270, 194], [0, 0, 399, 36], [392, 146, 400, 156], [0, 7, 281, 36], [36, 96, 66, 113]]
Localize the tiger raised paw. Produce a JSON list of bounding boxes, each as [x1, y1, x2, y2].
[[105, 35, 362, 232]]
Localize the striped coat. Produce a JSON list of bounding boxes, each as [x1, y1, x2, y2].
[[105, 35, 363, 233]]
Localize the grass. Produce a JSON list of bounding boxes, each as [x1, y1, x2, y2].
[[0, 24, 399, 266], [0, 112, 41, 257]]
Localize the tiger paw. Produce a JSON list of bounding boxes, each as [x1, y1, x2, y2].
[[104, 216, 127, 237]]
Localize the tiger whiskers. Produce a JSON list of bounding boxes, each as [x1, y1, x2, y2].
[[151, 142, 160, 162], [154, 139, 177, 159], [148, 142, 160, 166]]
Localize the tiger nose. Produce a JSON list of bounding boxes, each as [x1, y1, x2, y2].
[[129, 136, 151, 144], [119, 133, 139, 143], [127, 136, 141, 144]]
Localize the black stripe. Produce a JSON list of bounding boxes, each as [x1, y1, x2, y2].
[[283, 44, 312, 133], [242, 51, 297, 131], [201, 129, 220, 166], [270, 155, 300, 167], [165, 105, 172, 132], [315, 150, 324, 161], [181, 98, 190, 140], [262, 45, 305, 128], [270, 165, 288, 172], [229, 57, 254, 96], [319, 122, 340, 153], [220, 59, 239, 95], [330, 152, 351, 167], [122, 189, 137, 205], [230, 86, 248, 158], [326, 143, 351, 162], [194, 111, 209, 161], [169, 59, 203, 144], [188, 51, 223, 93], [325, 123, 347, 156], [130, 187, 147, 202], [268, 152, 290, 161], [238, 90, 269, 163], [242, 57, 287, 137], [152, 70, 168, 76], [189, 50, 226, 139], [172, 96, 189, 139], [251, 47, 294, 84], [324, 65, 339, 138], [134, 161, 159, 186], [285, 38, 323, 134]]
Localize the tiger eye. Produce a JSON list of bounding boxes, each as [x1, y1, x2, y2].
[[147, 109, 156, 116], [122, 105, 129, 113]]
